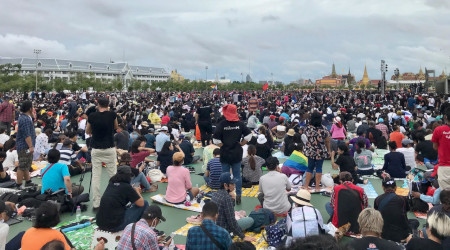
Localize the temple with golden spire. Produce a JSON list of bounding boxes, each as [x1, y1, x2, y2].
[[361, 65, 369, 85]]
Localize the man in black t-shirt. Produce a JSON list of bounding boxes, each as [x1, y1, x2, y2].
[[195, 101, 213, 147], [86, 97, 119, 210], [213, 104, 252, 205]]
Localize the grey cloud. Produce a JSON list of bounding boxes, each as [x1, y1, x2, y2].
[[262, 15, 280, 22]]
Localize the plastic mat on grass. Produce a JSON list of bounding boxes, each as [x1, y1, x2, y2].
[[150, 194, 202, 212], [56, 217, 96, 250], [199, 184, 259, 198], [357, 181, 378, 199]]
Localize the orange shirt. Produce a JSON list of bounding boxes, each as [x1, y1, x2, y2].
[[390, 131, 404, 149], [22, 227, 71, 250]]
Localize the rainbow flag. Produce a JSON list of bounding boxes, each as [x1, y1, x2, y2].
[[210, 84, 217, 90], [282, 150, 308, 171]]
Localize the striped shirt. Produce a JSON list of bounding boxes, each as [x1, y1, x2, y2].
[[206, 157, 222, 189], [375, 123, 389, 140], [59, 147, 76, 165]]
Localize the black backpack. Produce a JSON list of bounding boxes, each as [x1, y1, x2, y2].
[[0, 192, 19, 203]]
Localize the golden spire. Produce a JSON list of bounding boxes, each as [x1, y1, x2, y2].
[[361, 64, 369, 85]]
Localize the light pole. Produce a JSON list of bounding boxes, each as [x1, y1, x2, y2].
[[394, 68, 400, 90], [34, 49, 42, 92], [205, 66, 208, 82], [271, 72, 274, 84], [380, 60, 388, 95], [241, 72, 243, 83]]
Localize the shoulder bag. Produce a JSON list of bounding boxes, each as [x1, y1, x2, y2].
[[200, 224, 224, 250]]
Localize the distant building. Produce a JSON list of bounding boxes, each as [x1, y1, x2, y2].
[[0, 57, 170, 86], [315, 63, 355, 87], [386, 67, 447, 88], [170, 69, 185, 82], [245, 74, 253, 83]]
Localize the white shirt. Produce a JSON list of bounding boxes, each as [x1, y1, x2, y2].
[[3, 150, 18, 170], [397, 147, 417, 169], [0, 134, 9, 146], [78, 119, 86, 130]]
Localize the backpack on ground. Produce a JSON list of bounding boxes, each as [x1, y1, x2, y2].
[[247, 208, 276, 233], [0, 192, 19, 203], [264, 218, 287, 247]]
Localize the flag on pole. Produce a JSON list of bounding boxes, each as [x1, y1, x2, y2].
[[210, 84, 217, 90], [262, 82, 269, 91]]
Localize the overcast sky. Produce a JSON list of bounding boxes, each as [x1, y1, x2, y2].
[[1, 0, 449, 83]]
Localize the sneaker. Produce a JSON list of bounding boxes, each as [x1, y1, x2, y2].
[[25, 182, 37, 187]]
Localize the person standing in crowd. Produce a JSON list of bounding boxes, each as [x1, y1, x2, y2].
[[302, 111, 331, 192], [117, 205, 170, 250], [432, 107, 450, 190], [258, 157, 291, 215], [195, 100, 213, 147], [86, 97, 118, 210], [16, 100, 36, 188], [213, 104, 252, 205], [347, 208, 403, 250], [186, 202, 232, 250], [0, 96, 15, 136], [374, 177, 418, 243]]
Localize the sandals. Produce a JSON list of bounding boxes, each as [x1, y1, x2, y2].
[[148, 184, 158, 192], [186, 214, 202, 225]]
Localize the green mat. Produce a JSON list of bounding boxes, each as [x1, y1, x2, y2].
[[56, 217, 96, 250]]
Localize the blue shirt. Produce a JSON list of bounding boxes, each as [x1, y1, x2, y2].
[[144, 134, 156, 148], [155, 133, 170, 152], [16, 114, 36, 151], [41, 163, 70, 194], [186, 219, 232, 250], [206, 158, 222, 189]]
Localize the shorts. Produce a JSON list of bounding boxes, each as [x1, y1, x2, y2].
[[18, 150, 33, 171]]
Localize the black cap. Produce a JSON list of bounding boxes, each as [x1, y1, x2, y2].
[[143, 205, 166, 221], [382, 177, 396, 188], [117, 165, 134, 177]]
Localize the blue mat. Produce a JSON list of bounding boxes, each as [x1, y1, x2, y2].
[[357, 181, 379, 199]]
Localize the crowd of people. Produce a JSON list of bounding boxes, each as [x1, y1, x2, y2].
[[0, 88, 448, 249]]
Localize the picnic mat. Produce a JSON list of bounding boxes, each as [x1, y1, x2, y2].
[[357, 181, 379, 199], [56, 217, 96, 250], [5, 218, 22, 226], [151, 194, 202, 212], [272, 151, 289, 159], [395, 187, 410, 197], [199, 184, 260, 198], [174, 223, 268, 249]]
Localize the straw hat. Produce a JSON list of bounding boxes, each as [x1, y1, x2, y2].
[[286, 129, 295, 137], [291, 189, 312, 207]]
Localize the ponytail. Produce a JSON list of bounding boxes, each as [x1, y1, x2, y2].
[[249, 155, 256, 170]]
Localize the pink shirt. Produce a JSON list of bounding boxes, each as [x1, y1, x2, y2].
[[165, 166, 192, 203], [330, 124, 346, 139]]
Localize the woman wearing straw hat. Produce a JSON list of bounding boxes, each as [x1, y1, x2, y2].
[[285, 189, 326, 246]]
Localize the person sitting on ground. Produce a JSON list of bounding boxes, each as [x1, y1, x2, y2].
[[346, 208, 403, 250], [258, 157, 291, 215], [41, 149, 82, 197], [0, 151, 11, 183], [278, 234, 340, 250], [117, 205, 171, 250], [285, 189, 326, 245], [281, 142, 308, 177], [21, 202, 72, 250], [353, 139, 374, 176], [348, 130, 371, 157], [178, 134, 200, 165], [165, 152, 199, 204], [58, 139, 84, 176], [96, 165, 148, 232], [201, 143, 219, 173], [130, 139, 155, 168], [186, 202, 233, 250], [382, 141, 408, 178], [396, 139, 417, 171], [332, 143, 367, 184], [326, 171, 369, 234], [211, 172, 256, 242], [204, 148, 222, 189], [255, 134, 271, 161], [374, 176, 418, 243], [156, 141, 181, 174], [283, 129, 296, 156], [119, 153, 156, 193], [406, 211, 450, 250], [144, 128, 156, 149], [242, 145, 264, 185]]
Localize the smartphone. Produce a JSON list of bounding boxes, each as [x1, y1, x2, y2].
[[163, 235, 172, 243]]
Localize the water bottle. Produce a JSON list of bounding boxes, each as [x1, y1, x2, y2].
[[76, 206, 81, 222]]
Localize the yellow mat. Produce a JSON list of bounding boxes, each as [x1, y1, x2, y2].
[[174, 223, 268, 249], [395, 187, 409, 197], [199, 185, 260, 198]]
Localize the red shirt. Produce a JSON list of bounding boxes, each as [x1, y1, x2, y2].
[[161, 115, 170, 125], [431, 125, 450, 167], [0, 102, 15, 122], [130, 151, 151, 168]]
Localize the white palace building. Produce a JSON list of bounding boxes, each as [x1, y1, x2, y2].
[[0, 57, 170, 84]]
